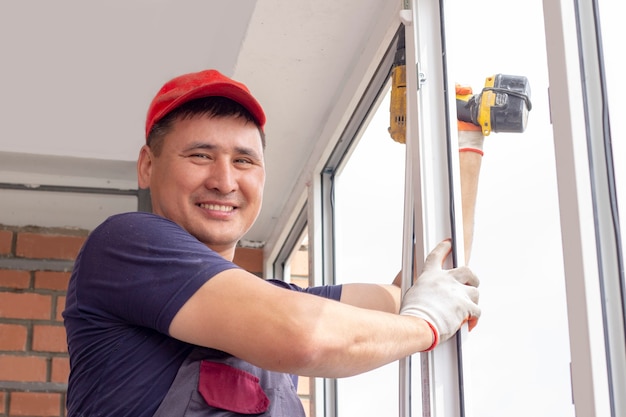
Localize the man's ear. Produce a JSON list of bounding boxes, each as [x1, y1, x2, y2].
[[137, 145, 153, 189]]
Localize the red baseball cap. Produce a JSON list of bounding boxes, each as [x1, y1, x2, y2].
[[145, 69, 266, 139]]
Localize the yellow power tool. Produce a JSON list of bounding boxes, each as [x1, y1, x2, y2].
[[388, 28, 407, 144], [456, 74, 532, 136], [388, 31, 532, 142]]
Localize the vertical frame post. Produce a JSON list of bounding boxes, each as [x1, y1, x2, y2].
[[543, 0, 623, 415], [401, 0, 470, 416]]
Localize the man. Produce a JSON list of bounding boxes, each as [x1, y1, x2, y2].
[[63, 69, 480, 417]]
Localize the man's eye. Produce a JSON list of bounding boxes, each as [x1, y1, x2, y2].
[[234, 158, 252, 164], [190, 153, 210, 159]]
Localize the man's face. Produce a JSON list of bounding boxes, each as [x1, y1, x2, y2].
[[138, 114, 265, 258]]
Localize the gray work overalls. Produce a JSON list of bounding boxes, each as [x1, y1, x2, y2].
[[153, 347, 306, 417]]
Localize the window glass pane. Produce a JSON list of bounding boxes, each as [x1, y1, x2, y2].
[[446, 0, 574, 416], [598, 0, 626, 270], [282, 230, 314, 415], [332, 86, 407, 416], [597, 0, 626, 406]]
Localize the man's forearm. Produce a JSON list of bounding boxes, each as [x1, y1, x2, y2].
[[339, 282, 402, 313]]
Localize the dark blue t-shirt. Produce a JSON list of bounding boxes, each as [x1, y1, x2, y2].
[[63, 212, 342, 417]]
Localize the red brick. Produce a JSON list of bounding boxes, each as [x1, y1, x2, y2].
[[35, 271, 71, 291], [0, 323, 28, 350], [0, 269, 30, 289], [0, 355, 47, 381], [33, 324, 67, 353], [9, 392, 62, 417], [0, 292, 51, 319], [0, 229, 13, 255], [16, 232, 85, 260], [233, 247, 263, 274], [56, 295, 66, 322], [51, 356, 70, 383]]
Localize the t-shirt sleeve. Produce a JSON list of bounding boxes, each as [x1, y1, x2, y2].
[[72, 212, 238, 334]]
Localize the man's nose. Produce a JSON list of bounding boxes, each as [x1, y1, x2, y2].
[[204, 159, 237, 194]]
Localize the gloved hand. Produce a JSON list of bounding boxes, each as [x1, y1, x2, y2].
[[456, 83, 485, 156], [458, 121, 485, 156], [400, 239, 480, 351]]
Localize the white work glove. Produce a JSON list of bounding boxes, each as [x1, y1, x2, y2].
[[400, 239, 481, 351], [458, 126, 485, 155], [456, 83, 486, 155]]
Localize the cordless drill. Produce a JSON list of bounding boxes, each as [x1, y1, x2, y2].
[[456, 74, 532, 136], [388, 27, 407, 144], [388, 27, 532, 142], [389, 70, 532, 144]]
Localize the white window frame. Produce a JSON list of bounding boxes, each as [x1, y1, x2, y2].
[[543, 0, 625, 415], [263, 0, 625, 415]]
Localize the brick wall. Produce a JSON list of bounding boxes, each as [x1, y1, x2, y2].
[[0, 224, 269, 417], [0, 226, 86, 417]]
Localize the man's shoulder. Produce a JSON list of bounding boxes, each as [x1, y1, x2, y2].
[[92, 212, 181, 237], [100, 211, 171, 227], [82, 212, 192, 256]]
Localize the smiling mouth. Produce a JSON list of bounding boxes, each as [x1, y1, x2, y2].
[[198, 203, 234, 212]]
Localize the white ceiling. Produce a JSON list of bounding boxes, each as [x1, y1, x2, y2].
[[0, 0, 400, 247]]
